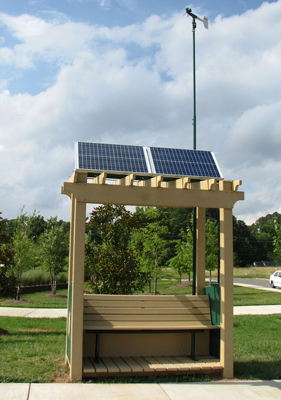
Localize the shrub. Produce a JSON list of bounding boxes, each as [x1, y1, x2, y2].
[[21, 269, 68, 286]]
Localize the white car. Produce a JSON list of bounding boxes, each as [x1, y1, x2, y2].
[[269, 270, 281, 288]]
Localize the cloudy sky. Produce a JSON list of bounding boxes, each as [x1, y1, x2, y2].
[[0, 0, 280, 224]]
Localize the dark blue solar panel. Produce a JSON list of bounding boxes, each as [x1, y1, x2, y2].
[[76, 142, 222, 179], [77, 142, 149, 174], [150, 147, 221, 178]]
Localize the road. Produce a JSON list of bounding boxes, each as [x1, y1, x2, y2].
[[234, 277, 269, 288], [233, 277, 281, 292]]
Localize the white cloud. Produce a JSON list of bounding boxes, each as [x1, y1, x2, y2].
[[1, 2, 281, 224]]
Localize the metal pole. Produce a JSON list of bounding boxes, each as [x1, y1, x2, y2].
[[192, 16, 197, 150], [186, 8, 208, 295], [192, 16, 197, 296]]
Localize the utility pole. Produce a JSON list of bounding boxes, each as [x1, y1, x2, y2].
[[185, 8, 208, 295]]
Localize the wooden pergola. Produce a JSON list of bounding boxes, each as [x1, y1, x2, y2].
[[61, 170, 244, 381]]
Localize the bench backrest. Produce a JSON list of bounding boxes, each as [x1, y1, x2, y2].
[[83, 294, 214, 330]]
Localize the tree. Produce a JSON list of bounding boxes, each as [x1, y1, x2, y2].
[[27, 213, 47, 241], [169, 228, 193, 283], [273, 218, 281, 265], [39, 217, 69, 294], [132, 207, 168, 294], [154, 207, 193, 263], [249, 213, 280, 264], [0, 212, 16, 298], [13, 208, 35, 299], [85, 205, 149, 294], [205, 219, 218, 283], [169, 217, 218, 285]]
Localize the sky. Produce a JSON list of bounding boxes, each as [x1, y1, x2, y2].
[[0, 0, 280, 224]]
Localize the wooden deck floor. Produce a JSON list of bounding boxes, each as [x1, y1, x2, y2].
[[83, 355, 222, 377]]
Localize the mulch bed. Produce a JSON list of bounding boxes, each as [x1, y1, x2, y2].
[[44, 294, 67, 299], [3, 299, 33, 305], [0, 328, 10, 335], [168, 281, 192, 289]]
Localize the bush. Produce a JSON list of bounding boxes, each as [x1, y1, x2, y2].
[[0, 271, 17, 298], [56, 271, 68, 284], [21, 269, 49, 286], [21, 269, 68, 286]]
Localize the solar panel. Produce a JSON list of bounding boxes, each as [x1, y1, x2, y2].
[[149, 147, 221, 179], [75, 142, 222, 179], [76, 142, 149, 175]]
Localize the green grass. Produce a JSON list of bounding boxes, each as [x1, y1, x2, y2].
[[233, 266, 277, 279], [1, 314, 281, 382], [234, 314, 281, 380], [0, 317, 68, 383], [233, 286, 281, 306], [0, 289, 68, 309]]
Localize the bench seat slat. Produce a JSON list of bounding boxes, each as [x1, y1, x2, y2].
[[84, 299, 209, 307], [84, 307, 212, 316], [84, 321, 215, 329], [84, 294, 210, 300], [84, 314, 212, 322]]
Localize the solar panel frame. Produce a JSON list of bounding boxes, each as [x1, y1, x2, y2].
[[75, 142, 223, 180], [149, 146, 222, 179], [75, 142, 150, 176]]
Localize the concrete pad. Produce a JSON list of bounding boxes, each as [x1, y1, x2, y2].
[[0, 307, 37, 317], [0, 383, 30, 400], [160, 381, 281, 400], [234, 305, 281, 315], [26, 308, 67, 318], [29, 383, 170, 400], [0, 307, 67, 318]]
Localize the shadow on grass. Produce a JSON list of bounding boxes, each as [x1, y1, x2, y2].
[[235, 360, 281, 380]]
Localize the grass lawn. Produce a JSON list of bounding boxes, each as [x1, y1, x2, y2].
[[233, 286, 281, 306], [233, 266, 277, 279], [0, 289, 68, 309], [233, 314, 281, 380], [0, 317, 68, 383], [1, 314, 281, 382]]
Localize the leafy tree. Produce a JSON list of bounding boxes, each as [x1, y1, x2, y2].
[[13, 208, 35, 299], [154, 207, 192, 263], [39, 217, 69, 294], [85, 205, 149, 294], [0, 212, 17, 298], [27, 213, 47, 241], [249, 213, 280, 263], [273, 219, 281, 265], [169, 217, 218, 284], [205, 219, 218, 283], [132, 207, 168, 294], [169, 228, 193, 283]]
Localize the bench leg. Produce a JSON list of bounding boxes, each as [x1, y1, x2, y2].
[[95, 332, 100, 363], [191, 332, 196, 360]]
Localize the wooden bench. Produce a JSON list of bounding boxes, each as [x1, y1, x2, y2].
[[83, 294, 219, 363]]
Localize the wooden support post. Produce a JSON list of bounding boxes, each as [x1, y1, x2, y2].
[[220, 207, 234, 379], [70, 198, 86, 382], [65, 194, 75, 363], [196, 207, 206, 295]]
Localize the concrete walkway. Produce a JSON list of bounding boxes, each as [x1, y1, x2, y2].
[[1, 381, 281, 400], [0, 307, 67, 318]]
